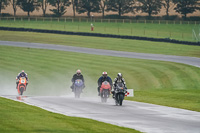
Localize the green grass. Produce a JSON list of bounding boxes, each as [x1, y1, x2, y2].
[[0, 46, 200, 112], [1, 20, 200, 132], [127, 89, 200, 111], [0, 97, 139, 133], [0, 31, 200, 57], [0, 19, 198, 42]]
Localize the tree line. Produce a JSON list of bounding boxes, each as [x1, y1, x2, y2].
[[0, 0, 200, 19]]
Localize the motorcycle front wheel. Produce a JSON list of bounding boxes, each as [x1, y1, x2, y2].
[[119, 93, 124, 106]]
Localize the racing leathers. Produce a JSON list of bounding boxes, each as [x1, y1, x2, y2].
[[97, 76, 112, 95], [16, 72, 28, 89], [71, 74, 85, 91]]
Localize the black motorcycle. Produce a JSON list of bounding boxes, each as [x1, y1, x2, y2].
[[113, 82, 127, 106]]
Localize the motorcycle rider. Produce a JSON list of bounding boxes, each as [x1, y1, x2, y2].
[[16, 70, 28, 89], [71, 69, 85, 92], [97, 72, 112, 96], [112, 73, 127, 98]]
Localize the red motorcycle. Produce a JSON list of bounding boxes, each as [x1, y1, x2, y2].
[[17, 77, 27, 95], [100, 81, 111, 103]]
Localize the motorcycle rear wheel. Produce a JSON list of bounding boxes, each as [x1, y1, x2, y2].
[[19, 87, 24, 95]]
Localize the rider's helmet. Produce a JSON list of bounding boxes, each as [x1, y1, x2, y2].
[[76, 69, 81, 76], [117, 73, 122, 79], [21, 70, 25, 77], [102, 72, 107, 77]]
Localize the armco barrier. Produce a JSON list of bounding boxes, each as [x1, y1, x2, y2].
[[0, 26, 199, 46]]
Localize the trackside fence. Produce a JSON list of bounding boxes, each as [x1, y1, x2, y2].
[[0, 17, 200, 25]]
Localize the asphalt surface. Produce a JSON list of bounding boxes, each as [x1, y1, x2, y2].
[[0, 41, 200, 68], [2, 95, 200, 133], [1, 41, 200, 133]]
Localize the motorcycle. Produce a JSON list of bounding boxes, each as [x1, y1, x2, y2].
[[17, 77, 27, 95], [73, 79, 84, 98], [100, 81, 111, 103], [113, 82, 127, 106]]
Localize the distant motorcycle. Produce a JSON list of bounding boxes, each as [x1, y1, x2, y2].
[[113, 82, 127, 106], [17, 77, 27, 95], [100, 81, 111, 103], [73, 79, 84, 98]]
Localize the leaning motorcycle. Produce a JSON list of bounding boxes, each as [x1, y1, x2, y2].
[[100, 81, 111, 103], [17, 77, 27, 95], [113, 82, 127, 106], [73, 79, 84, 98]]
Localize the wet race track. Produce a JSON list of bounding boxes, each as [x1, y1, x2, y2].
[[2, 95, 200, 133]]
